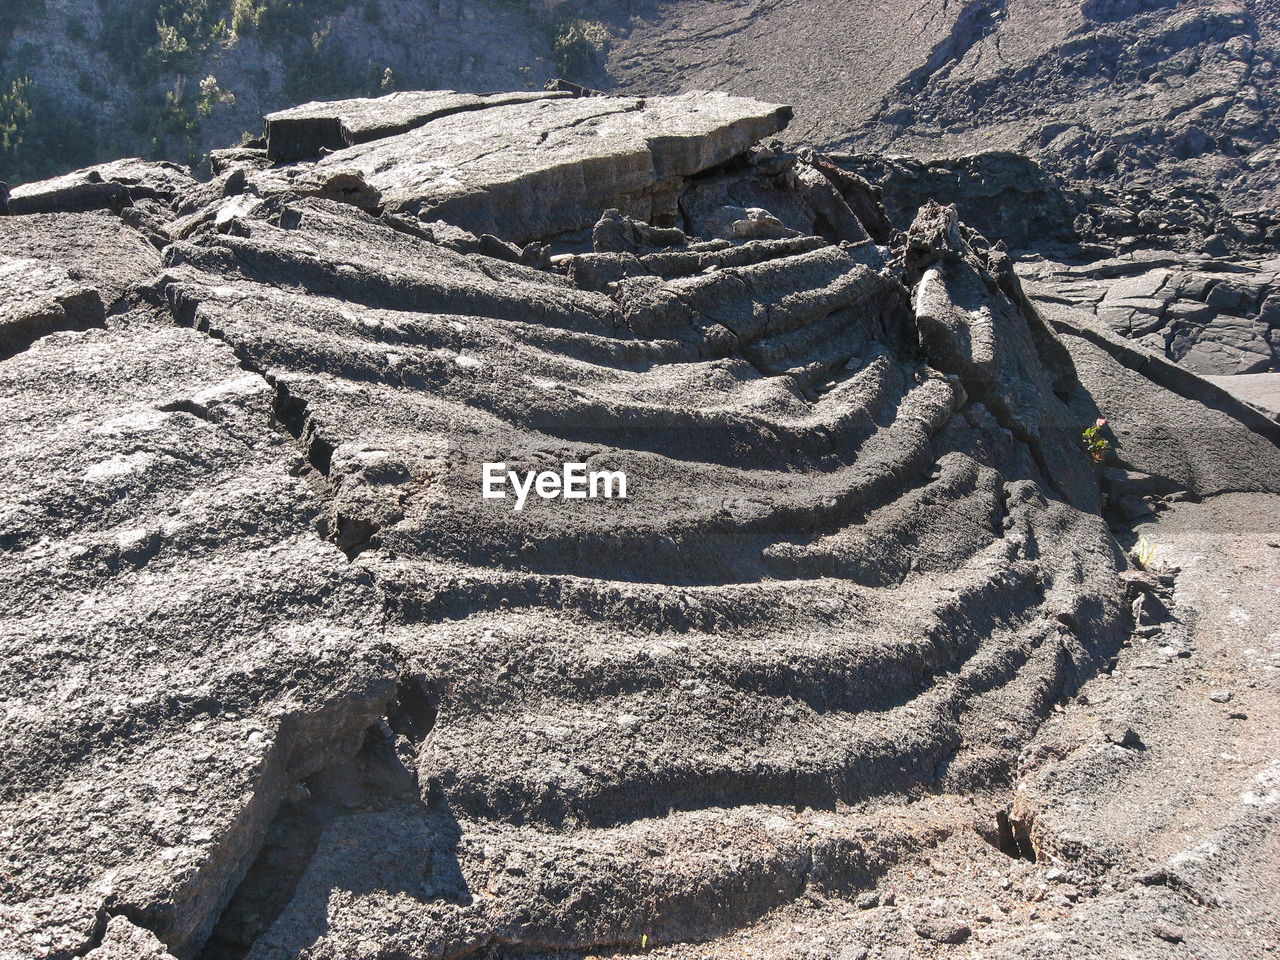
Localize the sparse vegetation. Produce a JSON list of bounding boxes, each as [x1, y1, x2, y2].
[[553, 17, 607, 81], [0, 0, 394, 180], [1082, 417, 1110, 463], [197, 74, 234, 117], [0, 0, 610, 181], [1131, 538, 1158, 570], [0, 75, 97, 182]]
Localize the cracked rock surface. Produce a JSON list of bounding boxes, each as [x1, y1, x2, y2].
[[603, 0, 1280, 216], [1, 89, 1278, 960]]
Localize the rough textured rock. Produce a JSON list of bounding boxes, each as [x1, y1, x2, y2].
[[1042, 296, 1280, 497], [0, 258, 103, 362], [0, 309, 397, 958], [838, 152, 1083, 252], [602, 0, 1280, 221], [0, 211, 164, 360], [1, 89, 1278, 960], [6, 159, 198, 216], [263, 89, 572, 162], [1020, 253, 1280, 376], [0, 212, 163, 311], [301, 92, 792, 243]]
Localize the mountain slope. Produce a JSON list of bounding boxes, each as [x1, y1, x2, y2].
[[602, 0, 1280, 212]]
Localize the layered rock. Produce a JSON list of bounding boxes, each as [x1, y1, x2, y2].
[[1020, 253, 1280, 376], [1, 89, 1278, 960], [0, 212, 161, 359], [300, 92, 793, 242], [5, 159, 198, 216], [263, 89, 573, 162]]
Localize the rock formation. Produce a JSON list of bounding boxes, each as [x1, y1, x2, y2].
[[605, 0, 1280, 216], [1, 89, 1278, 960]]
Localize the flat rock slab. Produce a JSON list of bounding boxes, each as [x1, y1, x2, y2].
[[5, 158, 198, 215], [0, 318, 393, 957], [309, 92, 792, 243], [1019, 254, 1280, 376], [264, 89, 573, 161], [0, 211, 162, 310], [0, 212, 162, 357], [1206, 372, 1280, 416]]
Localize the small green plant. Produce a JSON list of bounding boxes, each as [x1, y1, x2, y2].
[[1132, 538, 1158, 570], [230, 0, 267, 35], [196, 74, 235, 117], [553, 17, 608, 80], [1082, 417, 1110, 463]]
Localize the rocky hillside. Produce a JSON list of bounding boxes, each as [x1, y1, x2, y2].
[[605, 0, 1280, 215], [0, 0, 609, 183], [3, 87, 1280, 960], [6, 0, 1280, 226]]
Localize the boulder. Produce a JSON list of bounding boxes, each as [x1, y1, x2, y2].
[[307, 92, 793, 242], [6, 159, 198, 215], [263, 89, 573, 162]]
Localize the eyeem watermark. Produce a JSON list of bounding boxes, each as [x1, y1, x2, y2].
[[483, 462, 628, 512]]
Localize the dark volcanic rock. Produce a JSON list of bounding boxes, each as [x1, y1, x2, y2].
[[0, 211, 162, 358], [601, 0, 1280, 221], [263, 89, 573, 162], [0, 257, 103, 360], [1020, 253, 1280, 375], [303, 92, 793, 243], [838, 152, 1082, 252], [0, 313, 395, 957], [1, 89, 1278, 960], [6, 159, 198, 215]]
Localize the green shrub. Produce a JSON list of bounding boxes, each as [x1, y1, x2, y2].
[[197, 74, 235, 117], [0, 75, 99, 183], [1081, 418, 1110, 463], [552, 17, 607, 81], [230, 0, 265, 36], [0, 77, 35, 172]]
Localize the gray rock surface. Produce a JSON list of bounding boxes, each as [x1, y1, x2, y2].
[[6, 159, 198, 216], [263, 89, 572, 162], [1020, 253, 1280, 376], [602, 0, 1280, 222], [304, 92, 792, 243], [1042, 297, 1280, 497], [837, 152, 1082, 252], [1207, 371, 1280, 415], [0, 212, 162, 359], [1, 89, 1278, 960]]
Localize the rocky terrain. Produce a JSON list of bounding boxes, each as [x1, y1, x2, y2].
[[7, 1, 1280, 379], [606, 0, 1280, 213], [1, 86, 1279, 960], [5, 1, 1280, 212]]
